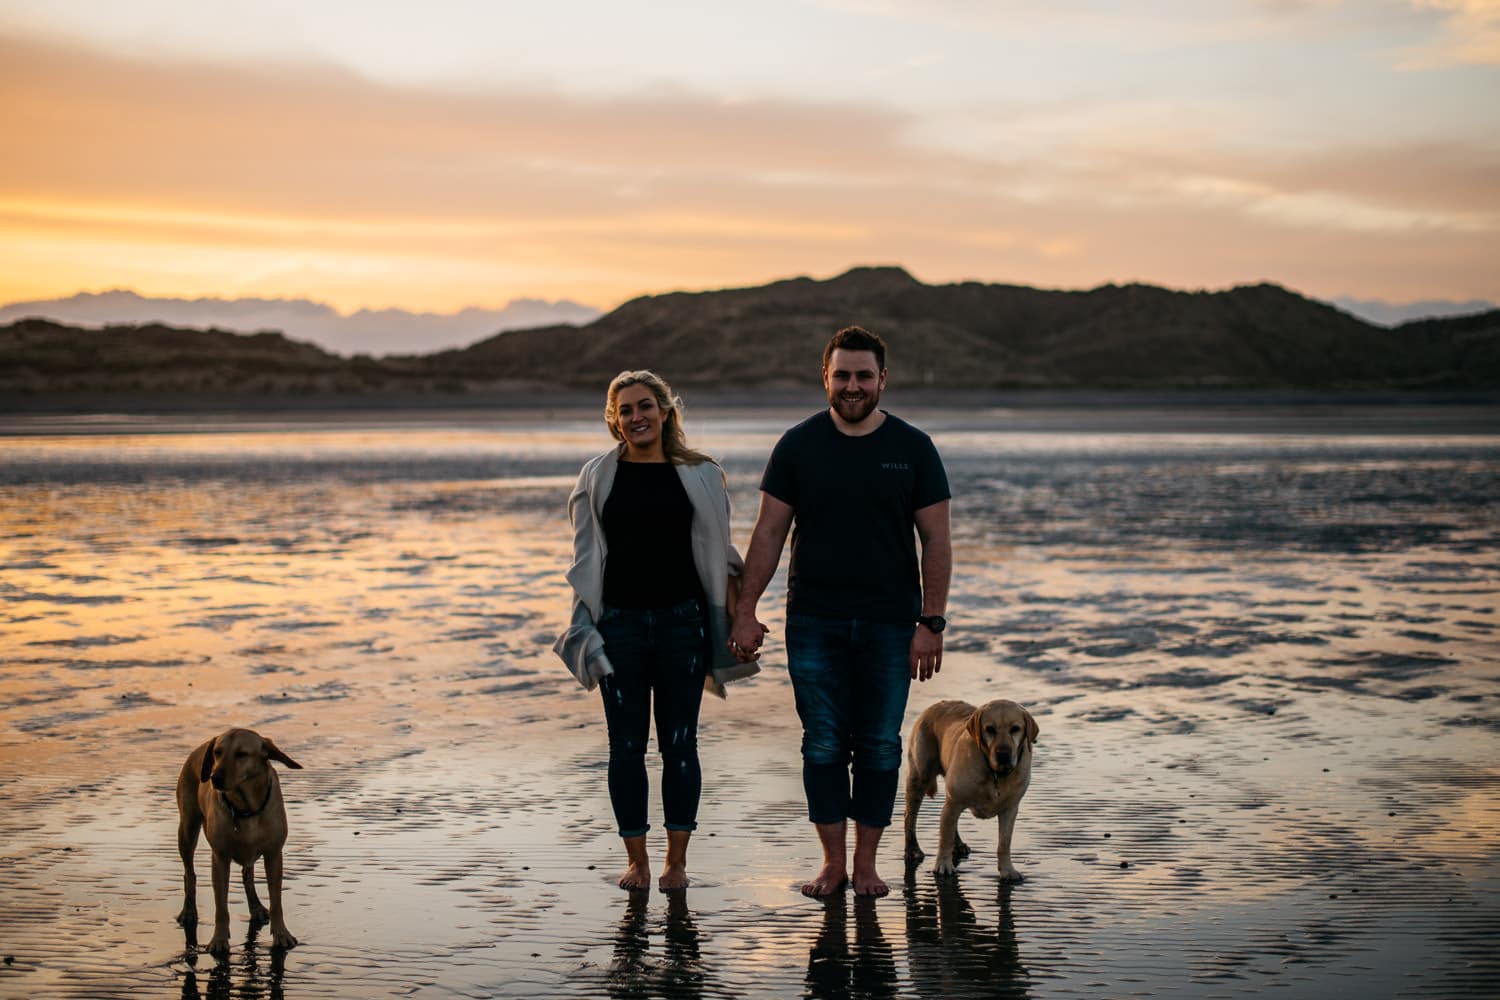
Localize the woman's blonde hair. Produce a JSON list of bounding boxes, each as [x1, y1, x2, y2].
[[605, 370, 715, 466]]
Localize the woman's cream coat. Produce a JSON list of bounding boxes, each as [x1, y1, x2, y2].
[[553, 447, 759, 698]]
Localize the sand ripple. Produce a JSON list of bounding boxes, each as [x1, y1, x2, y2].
[[1, 411, 1497, 997]]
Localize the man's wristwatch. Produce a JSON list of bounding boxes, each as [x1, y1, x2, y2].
[[916, 614, 947, 634]]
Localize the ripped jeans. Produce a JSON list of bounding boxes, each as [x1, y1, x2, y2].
[[596, 598, 709, 837]]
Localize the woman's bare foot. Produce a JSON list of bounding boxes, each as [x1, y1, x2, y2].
[[618, 860, 651, 890], [618, 834, 651, 890], [660, 828, 691, 890]]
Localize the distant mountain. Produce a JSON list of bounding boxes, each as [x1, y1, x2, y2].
[[1330, 295, 1496, 327], [4, 268, 1498, 402], [0, 289, 602, 355]]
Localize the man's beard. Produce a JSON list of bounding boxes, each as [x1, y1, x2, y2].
[[829, 387, 880, 424]]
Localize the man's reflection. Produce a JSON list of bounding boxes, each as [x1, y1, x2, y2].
[[903, 876, 1030, 999], [805, 895, 897, 1000]]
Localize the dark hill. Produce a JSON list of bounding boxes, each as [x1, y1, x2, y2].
[[4, 268, 1498, 401], [0, 319, 370, 395], [431, 267, 1500, 389]]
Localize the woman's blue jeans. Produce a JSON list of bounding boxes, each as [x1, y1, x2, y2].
[[786, 613, 914, 828], [596, 599, 708, 838]]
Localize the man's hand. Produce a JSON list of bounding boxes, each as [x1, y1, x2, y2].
[[910, 624, 943, 682], [729, 616, 770, 662]]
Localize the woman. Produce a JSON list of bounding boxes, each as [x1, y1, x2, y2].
[[554, 370, 758, 891]]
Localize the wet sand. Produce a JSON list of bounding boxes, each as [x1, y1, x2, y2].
[[1, 405, 1497, 998]]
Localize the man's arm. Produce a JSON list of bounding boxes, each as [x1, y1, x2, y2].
[[910, 499, 952, 682], [729, 491, 794, 661]]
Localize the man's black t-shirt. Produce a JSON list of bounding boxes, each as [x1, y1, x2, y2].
[[760, 410, 950, 622]]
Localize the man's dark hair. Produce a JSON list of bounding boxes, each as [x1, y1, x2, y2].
[[822, 326, 887, 371]]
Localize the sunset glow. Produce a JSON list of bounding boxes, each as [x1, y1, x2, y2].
[[1, 1, 1496, 314]]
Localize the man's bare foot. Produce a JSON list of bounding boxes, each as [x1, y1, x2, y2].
[[659, 863, 690, 890], [850, 821, 890, 896], [618, 861, 651, 890], [851, 865, 890, 897], [801, 861, 849, 898]]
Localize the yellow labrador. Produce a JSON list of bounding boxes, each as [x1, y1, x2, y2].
[[175, 727, 303, 955], [903, 699, 1038, 881]]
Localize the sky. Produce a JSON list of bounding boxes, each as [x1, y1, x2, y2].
[[1, 0, 1497, 316]]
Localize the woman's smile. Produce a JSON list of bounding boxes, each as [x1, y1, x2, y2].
[[614, 383, 665, 459]]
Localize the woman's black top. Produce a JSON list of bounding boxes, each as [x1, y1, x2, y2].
[[602, 460, 702, 609]]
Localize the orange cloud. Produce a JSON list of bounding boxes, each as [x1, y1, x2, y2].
[[1, 32, 1495, 311]]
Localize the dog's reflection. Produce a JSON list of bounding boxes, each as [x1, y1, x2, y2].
[[606, 889, 706, 1000], [180, 915, 286, 1000], [805, 895, 898, 1000], [903, 875, 1030, 999]]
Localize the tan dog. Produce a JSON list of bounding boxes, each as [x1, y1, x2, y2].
[[175, 727, 303, 956], [904, 699, 1038, 881]]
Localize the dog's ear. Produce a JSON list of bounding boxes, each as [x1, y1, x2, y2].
[[1023, 709, 1040, 745], [199, 738, 216, 783], [966, 710, 986, 748], [261, 736, 303, 770]]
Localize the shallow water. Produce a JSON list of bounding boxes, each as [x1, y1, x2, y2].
[[1, 405, 1497, 998]]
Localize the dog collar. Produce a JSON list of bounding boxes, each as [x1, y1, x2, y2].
[[222, 775, 275, 829]]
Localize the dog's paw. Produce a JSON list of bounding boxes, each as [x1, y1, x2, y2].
[[998, 865, 1025, 884], [904, 843, 926, 864], [933, 857, 959, 877], [247, 902, 270, 923], [271, 927, 299, 950], [205, 932, 230, 958]]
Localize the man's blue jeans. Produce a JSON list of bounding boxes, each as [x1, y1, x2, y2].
[[786, 613, 914, 828], [596, 599, 708, 837]]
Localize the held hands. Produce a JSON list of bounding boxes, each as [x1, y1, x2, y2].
[[728, 616, 770, 663], [910, 624, 944, 682]]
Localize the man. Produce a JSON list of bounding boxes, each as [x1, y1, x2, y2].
[[729, 325, 952, 897]]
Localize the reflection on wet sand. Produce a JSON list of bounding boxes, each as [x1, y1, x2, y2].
[[903, 878, 1029, 1000], [604, 890, 707, 1000], [1, 411, 1497, 998], [180, 921, 286, 1000], [806, 896, 896, 1000]]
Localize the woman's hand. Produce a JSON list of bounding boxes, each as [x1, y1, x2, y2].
[[728, 617, 770, 662]]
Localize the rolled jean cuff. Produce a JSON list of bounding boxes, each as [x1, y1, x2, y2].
[[618, 824, 649, 838], [804, 760, 851, 825], [664, 821, 698, 833], [850, 766, 900, 828]]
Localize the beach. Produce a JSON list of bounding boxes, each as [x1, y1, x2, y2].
[[1, 402, 1497, 999]]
